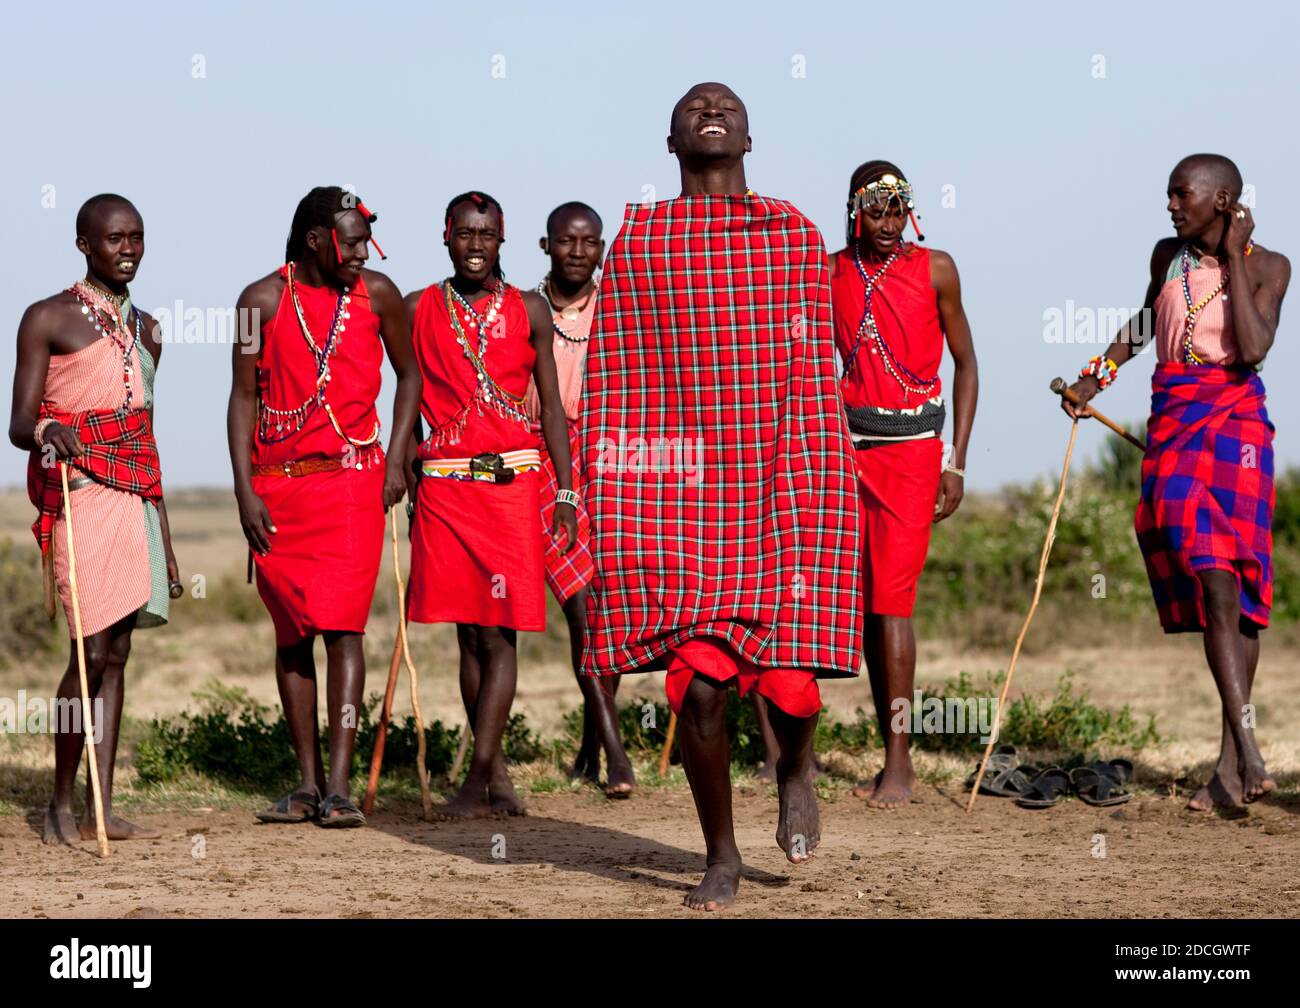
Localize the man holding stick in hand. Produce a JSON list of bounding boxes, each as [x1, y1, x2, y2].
[[1063, 154, 1290, 811]]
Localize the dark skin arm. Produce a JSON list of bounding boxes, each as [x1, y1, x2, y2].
[[365, 270, 422, 510], [9, 298, 87, 459], [1221, 205, 1291, 366], [137, 309, 179, 585], [402, 288, 427, 504], [227, 273, 282, 555], [931, 250, 977, 523], [522, 290, 579, 551]]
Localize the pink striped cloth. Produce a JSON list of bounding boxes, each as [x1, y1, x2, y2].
[[44, 337, 151, 636]]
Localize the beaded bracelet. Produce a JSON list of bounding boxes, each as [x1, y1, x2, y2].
[[555, 489, 581, 508], [1080, 355, 1118, 390], [943, 463, 965, 478], [33, 418, 56, 447]]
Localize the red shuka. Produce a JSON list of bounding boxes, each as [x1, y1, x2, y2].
[[407, 283, 546, 630], [250, 267, 386, 646], [831, 245, 945, 617]]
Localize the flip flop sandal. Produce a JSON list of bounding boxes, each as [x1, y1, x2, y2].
[[1015, 768, 1073, 808], [1089, 758, 1133, 786], [317, 794, 366, 829], [965, 745, 1036, 797], [1070, 767, 1132, 807], [255, 789, 320, 824]]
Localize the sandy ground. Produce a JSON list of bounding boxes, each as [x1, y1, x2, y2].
[[2, 785, 1298, 919]]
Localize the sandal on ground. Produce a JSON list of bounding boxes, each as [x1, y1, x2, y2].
[[254, 789, 320, 824], [1070, 766, 1132, 807], [965, 745, 1037, 798], [1015, 768, 1073, 808], [317, 794, 366, 829], [1088, 758, 1134, 786]]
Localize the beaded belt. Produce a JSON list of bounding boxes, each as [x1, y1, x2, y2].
[[422, 449, 541, 485], [848, 396, 945, 448], [251, 458, 344, 478]]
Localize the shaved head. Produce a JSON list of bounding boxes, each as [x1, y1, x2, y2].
[[75, 193, 139, 238], [671, 81, 746, 130], [1173, 154, 1243, 202]]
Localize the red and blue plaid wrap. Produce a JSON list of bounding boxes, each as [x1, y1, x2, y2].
[[578, 193, 862, 678], [27, 406, 163, 556], [1135, 361, 1274, 633]]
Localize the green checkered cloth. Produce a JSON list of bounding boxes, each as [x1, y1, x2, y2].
[[136, 346, 170, 628]]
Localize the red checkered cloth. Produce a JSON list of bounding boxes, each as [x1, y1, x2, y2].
[[578, 193, 862, 678], [537, 419, 595, 603], [27, 406, 163, 555], [1135, 361, 1274, 633]]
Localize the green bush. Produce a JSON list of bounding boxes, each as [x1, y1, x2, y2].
[[0, 538, 58, 665]]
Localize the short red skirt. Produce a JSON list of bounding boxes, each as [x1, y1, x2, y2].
[[664, 636, 821, 718], [408, 470, 546, 631]]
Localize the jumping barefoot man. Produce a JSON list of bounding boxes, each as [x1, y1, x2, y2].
[[580, 83, 862, 910], [526, 202, 635, 798], [1063, 154, 1289, 810], [11, 193, 179, 844], [405, 191, 578, 820], [230, 186, 421, 828], [830, 162, 977, 809]]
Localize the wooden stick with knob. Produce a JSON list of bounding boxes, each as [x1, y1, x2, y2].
[[60, 463, 110, 857], [658, 713, 677, 777], [1050, 376, 1145, 450]]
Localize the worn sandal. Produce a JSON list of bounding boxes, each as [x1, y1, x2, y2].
[[255, 789, 320, 824], [318, 793, 366, 829], [966, 745, 1037, 798], [1015, 768, 1073, 808], [1070, 766, 1132, 807]]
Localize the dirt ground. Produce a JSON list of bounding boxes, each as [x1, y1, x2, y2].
[[3, 783, 1298, 919]]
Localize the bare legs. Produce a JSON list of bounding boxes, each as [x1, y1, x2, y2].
[[563, 588, 634, 796], [1187, 570, 1274, 809], [679, 676, 820, 912], [272, 630, 366, 821], [433, 623, 522, 819], [44, 612, 160, 844], [853, 613, 918, 808]]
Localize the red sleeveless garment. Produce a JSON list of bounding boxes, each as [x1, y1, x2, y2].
[[407, 282, 545, 630], [250, 266, 386, 645], [831, 245, 944, 618]]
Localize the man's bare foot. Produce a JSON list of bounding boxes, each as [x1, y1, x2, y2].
[[683, 861, 741, 911], [850, 770, 883, 800], [866, 760, 916, 810], [1240, 757, 1276, 803], [42, 806, 78, 846], [569, 747, 601, 785], [754, 761, 777, 784], [1186, 770, 1244, 811], [432, 784, 494, 821], [775, 766, 820, 863], [604, 757, 635, 799], [80, 813, 163, 841], [488, 770, 527, 817]]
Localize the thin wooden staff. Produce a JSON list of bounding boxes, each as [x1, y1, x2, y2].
[[389, 508, 433, 820], [966, 415, 1080, 812], [658, 713, 677, 776], [361, 629, 404, 816], [448, 723, 471, 784], [60, 463, 110, 857], [1050, 377, 1145, 450]]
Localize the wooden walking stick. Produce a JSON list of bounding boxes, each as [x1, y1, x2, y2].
[[966, 411, 1081, 812], [1050, 377, 1145, 450], [361, 631, 404, 816], [60, 463, 110, 857], [447, 722, 471, 784], [658, 712, 677, 776], [389, 508, 433, 820]]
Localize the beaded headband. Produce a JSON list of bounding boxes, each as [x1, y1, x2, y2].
[[443, 193, 505, 243], [849, 173, 925, 240]]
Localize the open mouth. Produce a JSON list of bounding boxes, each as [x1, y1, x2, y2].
[[117, 260, 137, 272], [698, 123, 728, 137], [465, 255, 486, 270]]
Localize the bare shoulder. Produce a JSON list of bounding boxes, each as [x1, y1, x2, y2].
[[926, 247, 961, 290], [360, 267, 401, 306], [1248, 244, 1292, 289], [136, 308, 164, 358], [1149, 237, 1182, 274], [402, 286, 428, 317], [17, 292, 79, 339], [238, 270, 285, 312], [520, 289, 552, 328]]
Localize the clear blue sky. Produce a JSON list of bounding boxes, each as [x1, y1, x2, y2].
[[3, 0, 1297, 490]]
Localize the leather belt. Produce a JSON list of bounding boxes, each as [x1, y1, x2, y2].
[[251, 458, 344, 478]]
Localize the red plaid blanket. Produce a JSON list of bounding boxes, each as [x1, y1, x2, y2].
[[1135, 362, 1274, 632], [579, 194, 862, 677], [27, 406, 163, 555]]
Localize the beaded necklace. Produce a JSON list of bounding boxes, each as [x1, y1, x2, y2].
[[426, 280, 530, 448], [537, 274, 596, 346], [67, 281, 141, 410], [1179, 243, 1229, 365], [845, 244, 939, 401], [258, 263, 380, 452]]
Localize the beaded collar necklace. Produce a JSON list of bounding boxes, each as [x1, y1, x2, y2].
[[1178, 243, 1229, 365], [844, 243, 940, 401], [258, 263, 380, 452], [537, 274, 597, 344], [67, 280, 142, 410], [426, 280, 530, 448]]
